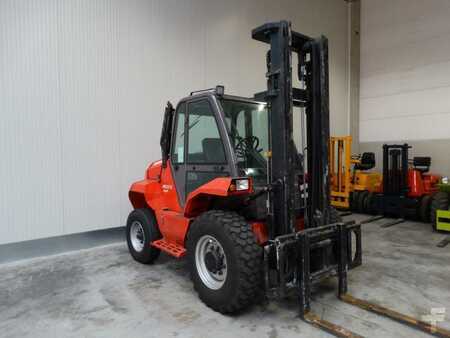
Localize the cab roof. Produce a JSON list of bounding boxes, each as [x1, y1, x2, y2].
[[178, 85, 267, 106]]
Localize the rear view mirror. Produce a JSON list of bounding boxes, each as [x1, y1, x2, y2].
[[160, 102, 174, 168]]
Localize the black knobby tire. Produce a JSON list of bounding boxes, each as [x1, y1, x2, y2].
[[349, 192, 355, 211], [419, 195, 432, 223], [430, 192, 449, 231], [365, 192, 377, 215], [357, 191, 369, 214], [351, 191, 360, 212], [126, 208, 162, 264], [186, 210, 262, 314]]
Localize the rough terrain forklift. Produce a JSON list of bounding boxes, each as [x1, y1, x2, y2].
[[329, 136, 381, 212], [369, 144, 440, 223], [126, 22, 450, 337]]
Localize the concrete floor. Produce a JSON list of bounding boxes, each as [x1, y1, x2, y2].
[[0, 215, 449, 338]]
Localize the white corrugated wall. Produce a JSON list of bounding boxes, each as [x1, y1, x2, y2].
[[360, 0, 450, 142], [0, 0, 350, 245]]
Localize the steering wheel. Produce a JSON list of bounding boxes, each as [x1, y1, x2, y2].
[[235, 136, 262, 157]]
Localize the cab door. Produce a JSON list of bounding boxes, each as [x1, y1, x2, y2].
[[169, 102, 187, 206], [184, 97, 232, 201]]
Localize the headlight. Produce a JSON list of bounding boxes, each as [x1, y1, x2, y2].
[[235, 179, 249, 191], [229, 178, 251, 192], [442, 176, 449, 184]]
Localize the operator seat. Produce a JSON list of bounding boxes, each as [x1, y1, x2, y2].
[[354, 152, 375, 171], [202, 138, 226, 163], [413, 156, 431, 173]]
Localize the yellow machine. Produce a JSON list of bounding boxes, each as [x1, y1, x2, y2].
[[329, 136, 382, 210]]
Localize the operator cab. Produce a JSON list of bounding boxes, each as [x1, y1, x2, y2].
[[162, 86, 270, 206]]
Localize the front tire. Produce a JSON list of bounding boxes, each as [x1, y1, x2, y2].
[[365, 192, 377, 215], [186, 210, 262, 314], [357, 191, 369, 214], [126, 208, 161, 264], [351, 191, 360, 212]]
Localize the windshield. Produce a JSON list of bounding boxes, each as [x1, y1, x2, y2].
[[220, 99, 268, 185]]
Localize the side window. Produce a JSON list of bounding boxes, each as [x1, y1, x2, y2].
[[187, 100, 226, 164], [171, 103, 186, 164], [236, 110, 246, 138], [251, 108, 268, 153]]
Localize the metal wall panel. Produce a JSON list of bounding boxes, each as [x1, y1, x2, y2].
[[360, 0, 450, 142], [0, 0, 350, 244], [0, 0, 64, 243]]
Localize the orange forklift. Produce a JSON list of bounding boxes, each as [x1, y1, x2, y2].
[[329, 136, 382, 212]]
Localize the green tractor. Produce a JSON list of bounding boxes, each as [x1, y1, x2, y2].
[[431, 178, 450, 232]]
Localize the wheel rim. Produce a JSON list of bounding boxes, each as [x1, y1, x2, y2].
[[130, 221, 145, 252], [195, 235, 227, 290]]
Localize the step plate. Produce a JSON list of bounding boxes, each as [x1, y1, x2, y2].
[[151, 239, 186, 258]]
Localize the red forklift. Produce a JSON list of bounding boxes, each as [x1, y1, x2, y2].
[[367, 144, 440, 226], [126, 21, 450, 337]]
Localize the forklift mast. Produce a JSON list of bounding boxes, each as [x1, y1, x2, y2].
[[252, 21, 330, 238], [252, 22, 364, 323], [382, 144, 410, 196]]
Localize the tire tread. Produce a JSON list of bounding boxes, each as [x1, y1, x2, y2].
[[126, 208, 161, 264], [187, 210, 262, 313]]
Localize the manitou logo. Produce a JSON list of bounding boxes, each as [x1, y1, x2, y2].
[[162, 184, 172, 192]]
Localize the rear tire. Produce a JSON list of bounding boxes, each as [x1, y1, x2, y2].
[[186, 210, 262, 313], [431, 192, 449, 231], [126, 208, 161, 264]]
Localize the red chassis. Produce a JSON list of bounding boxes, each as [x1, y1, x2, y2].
[[129, 159, 269, 257]]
